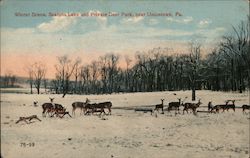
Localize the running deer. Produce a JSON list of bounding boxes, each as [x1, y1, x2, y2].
[[167, 98, 182, 113], [154, 99, 164, 114], [16, 115, 41, 124], [72, 98, 90, 116]]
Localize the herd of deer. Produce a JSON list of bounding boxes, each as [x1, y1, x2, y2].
[[39, 97, 250, 118], [208, 100, 250, 114], [154, 98, 201, 115], [16, 97, 248, 124], [154, 98, 250, 115], [41, 98, 112, 118]]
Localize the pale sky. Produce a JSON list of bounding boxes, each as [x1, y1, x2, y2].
[[0, 0, 249, 78]]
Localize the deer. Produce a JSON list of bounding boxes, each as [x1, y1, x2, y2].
[[224, 100, 236, 112], [42, 103, 64, 117], [210, 102, 227, 113], [16, 115, 41, 124], [42, 103, 54, 117], [52, 108, 72, 118], [211, 100, 234, 113], [208, 101, 213, 112], [183, 99, 202, 115], [41, 98, 54, 117], [49, 97, 55, 107], [167, 98, 182, 114], [54, 103, 64, 110], [85, 101, 112, 115], [206, 101, 217, 113], [42, 98, 64, 117], [154, 99, 164, 114], [94, 101, 112, 115], [91, 107, 106, 115], [242, 104, 250, 114], [84, 103, 97, 115], [72, 98, 90, 116]]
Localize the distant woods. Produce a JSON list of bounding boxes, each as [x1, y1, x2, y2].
[[49, 17, 249, 98], [0, 71, 17, 88]]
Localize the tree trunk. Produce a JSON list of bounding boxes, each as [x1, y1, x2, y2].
[[30, 82, 33, 94], [37, 87, 40, 94], [62, 79, 69, 98], [192, 87, 196, 101], [238, 65, 242, 93], [216, 66, 219, 91]]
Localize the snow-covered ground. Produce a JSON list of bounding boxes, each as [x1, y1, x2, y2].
[[1, 90, 249, 158]]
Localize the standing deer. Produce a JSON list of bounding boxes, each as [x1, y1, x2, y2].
[[242, 104, 250, 114], [208, 101, 213, 112], [84, 103, 97, 115], [95, 101, 112, 115], [154, 99, 164, 114], [183, 99, 202, 115], [42, 98, 64, 117], [211, 101, 230, 113], [167, 98, 181, 113], [42, 103, 64, 117], [224, 100, 235, 112], [42, 103, 53, 117], [72, 98, 90, 116], [86, 101, 112, 115]]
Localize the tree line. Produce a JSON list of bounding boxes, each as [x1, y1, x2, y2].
[[21, 16, 249, 100], [0, 71, 17, 88]]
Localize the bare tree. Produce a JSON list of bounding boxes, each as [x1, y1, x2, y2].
[[136, 49, 162, 91], [186, 41, 202, 101], [25, 65, 34, 94], [33, 62, 47, 94], [10, 75, 16, 87], [73, 58, 81, 93], [220, 16, 250, 91], [55, 55, 78, 97], [107, 53, 119, 93], [99, 55, 108, 93], [90, 60, 100, 93], [44, 79, 48, 93], [81, 65, 90, 94], [125, 55, 132, 92]]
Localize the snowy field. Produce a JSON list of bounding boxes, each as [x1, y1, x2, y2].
[[1, 90, 250, 158]]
